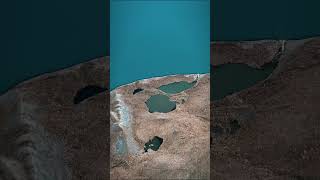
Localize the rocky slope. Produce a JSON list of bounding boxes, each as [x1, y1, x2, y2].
[[211, 37, 320, 179], [0, 57, 109, 180]]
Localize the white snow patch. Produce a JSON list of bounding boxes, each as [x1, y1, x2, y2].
[[111, 92, 140, 155]]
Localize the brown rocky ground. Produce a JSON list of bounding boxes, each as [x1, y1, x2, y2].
[[211, 40, 284, 68], [211, 37, 320, 179], [110, 74, 210, 180], [0, 57, 109, 180], [0, 56, 210, 180]]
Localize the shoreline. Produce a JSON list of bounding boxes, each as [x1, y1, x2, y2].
[[2, 36, 319, 96]]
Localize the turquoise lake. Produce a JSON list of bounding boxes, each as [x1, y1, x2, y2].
[[110, 0, 210, 90]]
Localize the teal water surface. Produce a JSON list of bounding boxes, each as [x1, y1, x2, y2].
[[145, 94, 176, 113], [158, 80, 197, 94], [110, 0, 210, 90]]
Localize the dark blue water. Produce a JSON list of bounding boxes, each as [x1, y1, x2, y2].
[[1, 1, 108, 94], [212, 0, 320, 41]]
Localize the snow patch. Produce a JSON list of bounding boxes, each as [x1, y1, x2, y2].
[[111, 92, 140, 155]]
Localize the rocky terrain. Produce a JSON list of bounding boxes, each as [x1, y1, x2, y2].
[[0, 57, 110, 179], [211, 40, 285, 68], [211, 37, 320, 179], [110, 74, 210, 179], [0, 55, 210, 179]]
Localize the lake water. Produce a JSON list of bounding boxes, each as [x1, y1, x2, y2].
[[145, 60, 277, 111], [1, 1, 108, 94], [110, 0, 210, 90], [212, 0, 320, 41], [144, 136, 163, 153], [145, 94, 176, 113], [158, 81, 197, 94], [2, 1, 320, 94], [145, 80, 196, 113], [211, 61, 278, 101]]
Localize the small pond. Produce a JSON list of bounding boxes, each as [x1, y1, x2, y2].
[[145, 94, 176, 113], [133, 88, 144, 95], [158, 80, 197, 94], [73, 85, 106, 104], [144, 136, 163, 152]]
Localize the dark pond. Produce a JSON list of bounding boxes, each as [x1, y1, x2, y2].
[[133, 88, 144, 95], [144, 136, 163, 152], [211, 61, 278, 101], [73, 85, 107, 104]]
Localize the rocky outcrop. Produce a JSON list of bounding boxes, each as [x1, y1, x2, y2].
[[211, 37, 320, 179]]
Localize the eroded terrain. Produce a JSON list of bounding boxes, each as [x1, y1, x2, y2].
[[110, 74, 210, 180]]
